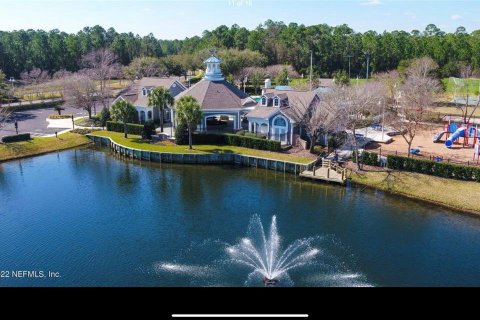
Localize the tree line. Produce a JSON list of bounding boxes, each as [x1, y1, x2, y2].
[[1, 21, 479, 79]]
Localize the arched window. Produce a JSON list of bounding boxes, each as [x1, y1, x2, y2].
[[261, 97, 267, 106], [147, 111, 152, 120], [140, 111, 146, 124], [273, 98, 279, 107], [142, 88, 147, 96], [273, 116, 287, 127]]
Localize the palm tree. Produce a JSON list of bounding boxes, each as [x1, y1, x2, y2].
[[148, 87, 174, 133], [175, 96, 203, 150], [111, 99, 137, 138]]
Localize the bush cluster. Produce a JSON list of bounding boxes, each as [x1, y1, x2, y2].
[[106, 121, 144, 135], [177, 132, 281, 151], [352, 150, 379, 166], [49, 114, 73, 119], [1, 133, 31, 143], [71, 129, 96, 135], [387, 155, 480, 182]]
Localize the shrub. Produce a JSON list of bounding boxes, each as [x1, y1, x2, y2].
[[106, 121, 144, 135], [49, 114, 73, 119], [99, 107, 111, 127], [244, 132, 266, 139], [312, 145, 323, 155], [71, 129, 96, 135], [175, 122, 189, 145], [191, 133, 281, 151], [142, 120, 156, 140], [352, 150, 379, 166], [236, 130, 246, 136], [387, 154, 480, 182], [1, 133, 31, 143]]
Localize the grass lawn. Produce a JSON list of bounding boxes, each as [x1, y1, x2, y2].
[[351, 169, 480, 214], [0, 132, 91, 162], [441, 78, 480, 96], [91, 131, 315, 164]]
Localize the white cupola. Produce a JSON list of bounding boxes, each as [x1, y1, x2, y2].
[[204, 49, 224, 81]]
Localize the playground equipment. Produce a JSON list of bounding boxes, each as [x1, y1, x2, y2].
[[434, 115, 480, 148]]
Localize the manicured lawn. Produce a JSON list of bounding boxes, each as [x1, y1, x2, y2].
[[351, 169, 480, 214], [0, 132, 91, 162], [91, 131, 315, 164]]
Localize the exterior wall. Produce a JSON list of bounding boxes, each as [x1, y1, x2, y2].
[[172, 109, 244, 132], [136, 105, 172, 124], [247, 113, 294, 145]]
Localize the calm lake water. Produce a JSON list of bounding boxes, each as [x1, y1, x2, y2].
[[1, 147, 480, 287]]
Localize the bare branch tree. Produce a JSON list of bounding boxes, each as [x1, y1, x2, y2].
[[322, 81, 385, 169], [62, 74, 98, 119], [0, 106, 13, 133], [81, 48, 120, 110], [290, 94, 340, 154], [387, 57, 440, 157]]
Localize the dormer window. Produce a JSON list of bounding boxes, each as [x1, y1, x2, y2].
[[261, 97, 267, 106], [273, 98, 280, 107], [142, 88, 147, 96]]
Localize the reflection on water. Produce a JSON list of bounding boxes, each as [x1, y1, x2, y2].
[[0, 147, 479, 286]]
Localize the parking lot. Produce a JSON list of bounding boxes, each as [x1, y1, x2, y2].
[[0, 105, 88, 137]]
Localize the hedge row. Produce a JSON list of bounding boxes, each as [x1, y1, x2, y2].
[[387, 155, 480, 182], [1, 133, 31, 143], [191, 133, 281, 152], [49, 114, 72, 119], [106, 121, 144, 135], [352, 150, 379, 166]]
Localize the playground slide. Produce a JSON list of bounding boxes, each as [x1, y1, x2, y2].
[[433, 131, 447, 143], [445, 127, 466, 148]]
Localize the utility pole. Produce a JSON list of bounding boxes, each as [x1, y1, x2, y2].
[[365, 51, 371, 80], [345, 54, 353, 79], [309, 50, 313, 91]]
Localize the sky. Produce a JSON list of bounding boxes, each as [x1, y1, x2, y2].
[[0, 0, 478, 39]]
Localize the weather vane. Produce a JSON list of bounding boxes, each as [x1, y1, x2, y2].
[[210, 48, 217, 56]]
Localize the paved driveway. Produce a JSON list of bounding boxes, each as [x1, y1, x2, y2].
[[0, 105, 87, 137]]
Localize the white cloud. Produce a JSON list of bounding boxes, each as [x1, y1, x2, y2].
[[361, 0, 382, 6], [451, 14, 463, 21]]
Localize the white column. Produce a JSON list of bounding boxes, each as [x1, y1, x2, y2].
[[204, 117, 207, 132], [233, 116, 237, 130], [290, 124, 294, 145]]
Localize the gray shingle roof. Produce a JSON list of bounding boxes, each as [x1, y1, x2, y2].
[[175, 79, 256, 110], [116, 77, 186, 107], [246, 107, 280, 119], [260, 89, 319, 122]]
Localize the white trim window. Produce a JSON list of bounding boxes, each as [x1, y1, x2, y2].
[[273, 97, 280, 107], [261, 96, 268, 106], [272, 115, 288, 143], [142, 88, 147, 96]]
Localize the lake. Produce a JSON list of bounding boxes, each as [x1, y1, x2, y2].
[[1, 147, 479, 286]]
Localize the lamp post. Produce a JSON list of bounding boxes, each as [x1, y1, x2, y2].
[[286, 76, 290, 86], [72, 114, 75, 130]]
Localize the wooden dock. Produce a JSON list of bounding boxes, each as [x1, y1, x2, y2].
[[300, 159, 348, 184]]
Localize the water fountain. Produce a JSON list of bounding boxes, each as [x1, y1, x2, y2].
[[226, 215, 320, 286]]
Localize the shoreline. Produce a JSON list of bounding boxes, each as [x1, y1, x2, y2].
[[2, 132, 479, 217], [0, 133, 92, 163], [350, 170, 480, 217]]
